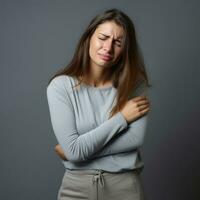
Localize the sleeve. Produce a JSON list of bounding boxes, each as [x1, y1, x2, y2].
[[90, 80, 150, 159], [46, 77, 128, 163]]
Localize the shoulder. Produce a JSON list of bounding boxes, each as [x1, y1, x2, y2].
[[47, 75, 74, 92], [129, 79, 149, 99], [46, 75, 75, 103]]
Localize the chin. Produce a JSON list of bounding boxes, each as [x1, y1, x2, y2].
[[91, 57, 113, 68], [99, 63, 112, 68], [98, 60, 113, 67]]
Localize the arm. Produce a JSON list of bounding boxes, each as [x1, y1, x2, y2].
[[91, 81, 150, 158], [54, 79, 150, 160], [55, 114, 148, 160], [46, 77, 128, 163], [91, 114, 148, 158]]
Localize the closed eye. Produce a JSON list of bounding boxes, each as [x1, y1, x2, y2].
[[115, 41, 122, 47], [98, 37, 106, 40], [98, 36, 122, 47]]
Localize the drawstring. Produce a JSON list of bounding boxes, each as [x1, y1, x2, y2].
[[92, 170, 105, 188]]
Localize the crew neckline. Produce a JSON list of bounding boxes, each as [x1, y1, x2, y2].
[[83, 83, 113, 91], [72, 76, 114, 91]]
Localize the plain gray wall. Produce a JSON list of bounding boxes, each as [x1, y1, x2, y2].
[[1, 0, 199, 199]]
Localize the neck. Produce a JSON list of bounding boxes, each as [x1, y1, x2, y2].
[[86, 63, 112, 87]]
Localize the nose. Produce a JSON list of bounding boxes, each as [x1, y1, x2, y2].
[[103, 40, 113, 53]]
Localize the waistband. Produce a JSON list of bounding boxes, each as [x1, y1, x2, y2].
[[65, 168, 141, 188]]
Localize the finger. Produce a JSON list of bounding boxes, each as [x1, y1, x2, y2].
[[137, 99, 149, 106], [139, 107, 150, 115], [138, 104, 149, 111], [132, 95, 148, 102]]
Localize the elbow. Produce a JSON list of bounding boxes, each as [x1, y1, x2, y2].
[[58, 139, 89, 163], [131, 130, 146, 148], [136, 130, 147, 148], [64, 148, 88, 163], [67, 154, 87, 163], [55, 144, 86, 163], [136, 140, 144, 148]]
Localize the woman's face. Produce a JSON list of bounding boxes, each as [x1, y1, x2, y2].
[[89, 20, 125, 69]]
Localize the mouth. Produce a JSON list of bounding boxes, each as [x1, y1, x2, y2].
[[98, 54, 113, 61]]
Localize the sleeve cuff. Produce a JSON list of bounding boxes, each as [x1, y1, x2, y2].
[[117, 112, 128, 129]]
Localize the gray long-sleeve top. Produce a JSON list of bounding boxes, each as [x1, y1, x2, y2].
[[46, 75, 149, 172]]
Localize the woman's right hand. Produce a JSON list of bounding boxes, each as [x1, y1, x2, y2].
[[55, 144, 68, 161], [120, 96, 150, 124]]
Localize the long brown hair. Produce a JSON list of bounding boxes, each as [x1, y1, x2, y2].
[[47, 8, 152, 118]]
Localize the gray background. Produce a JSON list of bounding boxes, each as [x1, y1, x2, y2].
[[1, 0, 199, 199]]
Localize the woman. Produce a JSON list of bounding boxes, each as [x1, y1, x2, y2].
[[47, 8, 151, 200]]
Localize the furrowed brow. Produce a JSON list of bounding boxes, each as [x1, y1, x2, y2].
[[99, 33, 123, 42]]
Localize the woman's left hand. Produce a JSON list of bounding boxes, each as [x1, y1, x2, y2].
[[54, 144, 68, 161]]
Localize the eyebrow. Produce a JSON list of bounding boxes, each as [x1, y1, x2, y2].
[[99, 33, 123, 42]]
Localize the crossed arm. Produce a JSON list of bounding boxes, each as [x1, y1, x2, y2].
[[54, 112, 148, 161], [47, 76, 149, 162]]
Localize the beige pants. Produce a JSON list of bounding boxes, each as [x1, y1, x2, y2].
[[57, 168, 145, 200]]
